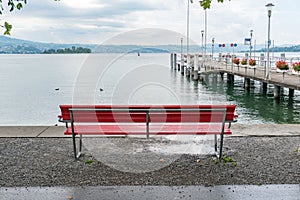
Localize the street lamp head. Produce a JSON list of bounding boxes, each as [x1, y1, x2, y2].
[[265, 3, 274, 9], [265, 3, 274, 17]]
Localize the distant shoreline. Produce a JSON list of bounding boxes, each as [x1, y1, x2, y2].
[[1, 36, 300, 54]]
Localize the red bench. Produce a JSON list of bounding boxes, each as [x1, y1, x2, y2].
[[58, 105, 237, 159]]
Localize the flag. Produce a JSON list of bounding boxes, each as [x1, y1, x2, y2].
[[244, 38, 251, 45]]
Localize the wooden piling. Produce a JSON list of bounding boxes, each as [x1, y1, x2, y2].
[[274, 85, 281, 99]]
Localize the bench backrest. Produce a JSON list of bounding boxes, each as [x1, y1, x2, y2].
[[59, 105, 237, 124]]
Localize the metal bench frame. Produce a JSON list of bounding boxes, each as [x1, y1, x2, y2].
[[62, 107, 231, 160]]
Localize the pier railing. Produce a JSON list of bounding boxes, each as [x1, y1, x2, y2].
[[172, 53, 300, 77], [170, 53, 300, 93]]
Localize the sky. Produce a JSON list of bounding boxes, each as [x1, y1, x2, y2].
[[2, 0, 300, 46]]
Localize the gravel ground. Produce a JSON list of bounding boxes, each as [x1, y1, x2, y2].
[[0, 136, 299, 187]]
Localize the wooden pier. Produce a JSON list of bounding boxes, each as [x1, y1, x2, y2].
[[170, 53, 300, 99]]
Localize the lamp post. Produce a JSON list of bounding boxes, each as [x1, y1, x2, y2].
[[187, 0, 193, 58], [266, 3, 274, 80], [181, 37, 183, 68], [199, 1, 207, 70], [204, 9, 207, 67], [250, 30, 253, 59], [201, 30, 204, 69]]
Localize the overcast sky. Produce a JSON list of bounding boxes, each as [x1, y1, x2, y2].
[[2, 0, 299, 46]]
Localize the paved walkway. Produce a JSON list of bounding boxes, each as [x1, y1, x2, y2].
[[1, 185, 299, 200], [0, 124, 299, 137], [0, 125, 299, 199]]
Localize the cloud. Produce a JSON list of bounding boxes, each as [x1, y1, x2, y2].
[[24, 0, 157, 19], [3, 0, 300, 45]]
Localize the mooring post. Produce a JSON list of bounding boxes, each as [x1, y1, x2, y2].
[[244, 78, 251, 90], [173, 53, 177, 70], [186, 54, 190, 77], [180, 56, 184, 75], [289, 89, 295, 98], [262, 82, 268, 94], [193, 69, 198, 81], [227, 74, 234, 84], [170, 53, 174, 69], [193, 54, 199, 80], [180, 54, 185, 74], [186, 68, 191, 77], [220, 72, 224, 80], [274, 85, 281, 99]]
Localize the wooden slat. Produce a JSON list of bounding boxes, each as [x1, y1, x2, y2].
[[59, 104, 237, 122], [64, 124, 232, 135]]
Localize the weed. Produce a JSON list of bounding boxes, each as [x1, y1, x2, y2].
[[85, 159, 94, 165], [221, 155, 237, 166]]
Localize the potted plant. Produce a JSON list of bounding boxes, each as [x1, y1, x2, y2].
[[293, 62, 300, 84], [241, 58, 247, 65], [276, 60, 289, 70], [292, 62, 300, 72], [249, 59, 256, 66], [232, 57, 240, 65]]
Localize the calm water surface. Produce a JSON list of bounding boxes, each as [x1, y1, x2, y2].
[[0, 53, 299, 125]]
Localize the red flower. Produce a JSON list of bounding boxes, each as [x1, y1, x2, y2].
[[232, 58, 240, 65], [249, 59, 256, 66], [292, 62, 300, 71], [276, 60, 289, 70]]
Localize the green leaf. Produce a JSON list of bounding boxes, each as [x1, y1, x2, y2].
[[85, 159, 94, 165], [4, 21, 12, 30], [4, 30, 10, 35], [8, 1, 14, 12], [4, 21, 12, 35], [199, 0, 212, 9], [16, 3, 22, 10]]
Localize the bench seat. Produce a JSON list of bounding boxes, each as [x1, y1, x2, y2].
[[64, 124, 232, 135]]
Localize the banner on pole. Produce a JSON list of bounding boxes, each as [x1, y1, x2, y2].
[[244, 38, 251, 45]]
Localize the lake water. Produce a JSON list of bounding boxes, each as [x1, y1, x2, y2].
[[0, 53, 299, 125]]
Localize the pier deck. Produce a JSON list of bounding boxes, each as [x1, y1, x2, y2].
[[202, 60, 300, 91]]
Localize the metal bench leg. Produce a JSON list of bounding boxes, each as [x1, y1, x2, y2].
[[78, 134, 83, 159], [72, 132, 77, 160], [214, 133, 224, 160], [72, 133, 83, 160], [214, 134, 218, 153], [219, 132, 224, 159]]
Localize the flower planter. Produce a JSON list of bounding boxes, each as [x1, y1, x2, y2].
[[249, 59, 256, 67], [276, 60, 289, 71], [292, 62, 300, 84], [241, 59, 247, 66]]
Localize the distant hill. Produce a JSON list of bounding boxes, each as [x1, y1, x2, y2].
[[255, 45, 300, 53], [0, 35, 298, 54], [0, 36, 95, 54]]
